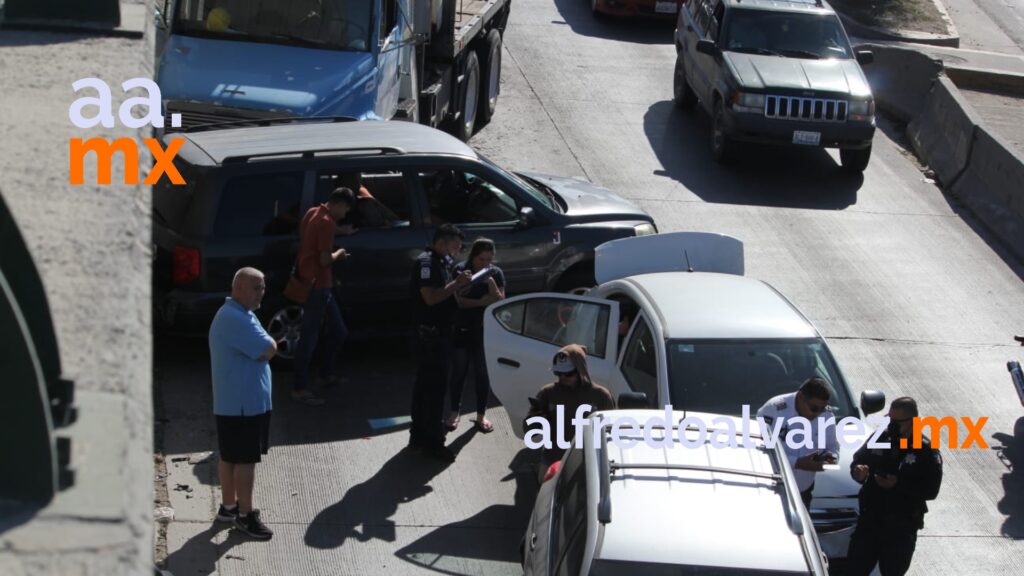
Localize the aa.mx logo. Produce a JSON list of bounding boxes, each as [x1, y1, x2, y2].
[[68, 78, 184, 185], [906, 416, 989, 449]]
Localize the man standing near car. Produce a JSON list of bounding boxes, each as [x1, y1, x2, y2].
[[757, 377, 839, 508], [293, 188, 356, 406], [408, 224, 471, 462], [209, 267, 276, 540], [846, 397, 942, 576]]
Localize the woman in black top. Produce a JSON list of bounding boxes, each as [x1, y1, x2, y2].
[[446, 238, 505, 433]]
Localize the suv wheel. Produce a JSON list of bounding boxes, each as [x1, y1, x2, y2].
[[711, 100, 733, 163], [555, 267, 596, 295], [840, 145, 871, 173], [673, 56, 697, 110], [266, 304, 304, 362]]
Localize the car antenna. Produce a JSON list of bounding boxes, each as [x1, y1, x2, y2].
[[684, 249, 694, 272]]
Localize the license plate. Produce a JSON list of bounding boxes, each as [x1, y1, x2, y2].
[[655, 1, 678, 13], [793, 130, 821, 146]]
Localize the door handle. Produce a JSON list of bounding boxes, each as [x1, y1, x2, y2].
[[529, 532, 537, 550], [497, 357, 520, 368]]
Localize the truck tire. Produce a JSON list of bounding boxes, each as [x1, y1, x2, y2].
[[673, 55, 697, 110], [840, 146, 871, 173], [455, 51, 481, 142], [711, 99, 734, 163], [477, 29, 502, 127]]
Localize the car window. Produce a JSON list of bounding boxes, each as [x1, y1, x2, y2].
[[694, 0, 711, 31], [214, 172, 303, 237], [621, 317, 658, 403], [418, 169, 519, 225], [553, 448, 587, 576], [709, 1, 724, 42], [315, 169, 412, 228], [665, 338, 853, 418], [492, 298, 610, 358], [723, 9, 852, 59]]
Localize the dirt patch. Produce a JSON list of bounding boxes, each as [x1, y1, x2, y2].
[[831, 0, 950, 36]]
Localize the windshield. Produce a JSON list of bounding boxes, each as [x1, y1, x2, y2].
[[666, 339, 854, 418], [479, 154, 560, 212], [173, 0, 373, 52], [723, 9, 852, 60]]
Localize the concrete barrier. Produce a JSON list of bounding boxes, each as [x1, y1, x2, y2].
[[859, 44, 944, 122], [908, 76, 981, 186], [951, 126, 1024, 255]]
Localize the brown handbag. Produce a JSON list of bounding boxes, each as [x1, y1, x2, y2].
[[283, 266, 314, 304]]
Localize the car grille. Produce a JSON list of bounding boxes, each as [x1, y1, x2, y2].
[[810, 507, 858, 533], [765, 95, 847, 123]]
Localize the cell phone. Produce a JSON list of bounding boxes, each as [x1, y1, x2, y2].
[[813, 452, 837, 464]]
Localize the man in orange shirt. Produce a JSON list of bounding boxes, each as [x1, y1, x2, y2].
[[293, 188, 355, 405]]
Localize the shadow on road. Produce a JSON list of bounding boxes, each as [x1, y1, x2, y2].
[[551, 0, 676, 44], [644, 100, 864, 209], [993, 416, 1024, 539], [394, 448, 541, 574], [164, 523, 244, 576], [303, 429, 477, 549]]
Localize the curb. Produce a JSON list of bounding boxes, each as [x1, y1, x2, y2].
[[908, 76, 981, 186], [837, 0, 960, 48]]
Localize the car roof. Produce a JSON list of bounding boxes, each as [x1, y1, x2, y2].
[[587, 410, 811, 572], [725, 0, 834, 14], [173, 120, 478, 166], [616, 272, 818, 340]]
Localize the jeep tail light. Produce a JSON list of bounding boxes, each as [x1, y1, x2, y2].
[[543, 460, 562, 483], [172, 246, 200, 285]]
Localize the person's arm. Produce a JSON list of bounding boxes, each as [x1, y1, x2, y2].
[[257, 339, 277, 362], [420, 272, 471, 306], [236, 314, 276, 363], [850, 440, 871, 484], [314, 219, 348, 267]]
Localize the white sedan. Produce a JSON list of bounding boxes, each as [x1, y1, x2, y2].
[[484, 232, 886, 559]]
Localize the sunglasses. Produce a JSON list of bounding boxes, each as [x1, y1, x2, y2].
[[806, 401, 828, 415]]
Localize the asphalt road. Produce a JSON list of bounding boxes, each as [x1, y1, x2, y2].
[[159, 1, 1024, 574]]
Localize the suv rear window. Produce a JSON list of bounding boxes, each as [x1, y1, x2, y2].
[[214, 172, 303, 237]]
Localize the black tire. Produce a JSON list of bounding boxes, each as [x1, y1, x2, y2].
[[477, 29, 502, 127], [673, 55, 697, 110], [711, 99, 733, 163], [455, 51, 481, 142], [840, 145, 871, 173], [555, 266, 596, 295]]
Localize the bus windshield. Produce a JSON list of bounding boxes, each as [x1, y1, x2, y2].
[[173, 0, 373, 52]]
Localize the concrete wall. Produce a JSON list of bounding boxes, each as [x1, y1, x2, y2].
[[0, 1, 154, 574]]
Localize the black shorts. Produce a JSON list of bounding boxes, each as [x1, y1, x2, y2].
[[216, 412, 271, 464]]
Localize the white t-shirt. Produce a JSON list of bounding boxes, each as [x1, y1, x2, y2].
[[757, 391, 839, 492]]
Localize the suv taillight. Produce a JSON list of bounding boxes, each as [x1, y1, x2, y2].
[[172, 246, 200, 285]]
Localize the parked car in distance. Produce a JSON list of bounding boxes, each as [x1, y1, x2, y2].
[[674, 0, 876, 171], [485, 232, 886, 558], [522, 409, 829, 575], [152, 119, 656, 358]]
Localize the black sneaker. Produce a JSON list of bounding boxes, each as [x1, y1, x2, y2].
[[216, 503, 239, 522], [234, 509, 274, 540]]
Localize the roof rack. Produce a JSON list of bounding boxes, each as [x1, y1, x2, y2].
[[180, 115, 359, 134], [221, 146, 406, 164], [595, 421, 805, 537]]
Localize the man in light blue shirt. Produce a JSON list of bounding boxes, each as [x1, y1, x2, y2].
[[209, 267, 276, 540]]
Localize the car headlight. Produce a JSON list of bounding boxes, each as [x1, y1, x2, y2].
[[634, 223, 656, 236], [732, 91, 765, 113], [848, 99, 875, 121]]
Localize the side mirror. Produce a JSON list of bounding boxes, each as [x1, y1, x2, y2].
[[618, 391, 650, 409], [860, 390, 886, 416], [855, 50, 874, 66], [154, 8, 167, 30], [696, 40, 717, 56], [517, 206, 535, 229]]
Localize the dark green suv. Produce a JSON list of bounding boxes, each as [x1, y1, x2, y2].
[[674, 0, 876, 172]]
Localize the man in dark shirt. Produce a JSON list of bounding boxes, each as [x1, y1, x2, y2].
[[845, 396, 943, 576], [408, 224, 471, 462]]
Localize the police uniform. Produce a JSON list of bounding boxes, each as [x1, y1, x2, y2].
[[756, 392, 839, 508], [845, 430, 943, 576], [408, 248, 457, 452]]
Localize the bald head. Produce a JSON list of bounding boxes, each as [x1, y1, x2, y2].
[[231, 267, 266, 311]]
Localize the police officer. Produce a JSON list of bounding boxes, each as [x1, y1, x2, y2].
[[846, 396, 943, 576], [408, 224, 471, 462], [757, 377, 839, 508]]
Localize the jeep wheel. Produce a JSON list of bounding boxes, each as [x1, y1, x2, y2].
[[266, 304, 304, 362], [711, 100, 733, 163], [840, 146, 871, 173], [673, 56, 697, 110]]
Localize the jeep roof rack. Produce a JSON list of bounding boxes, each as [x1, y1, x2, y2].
[[221, 146, 406, 164], [180, 115, 359, 134]]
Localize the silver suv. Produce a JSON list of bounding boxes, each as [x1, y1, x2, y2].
[[522, 409, 829, 575]]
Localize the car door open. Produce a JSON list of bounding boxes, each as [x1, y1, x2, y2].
[[484, 293, 621, 437]]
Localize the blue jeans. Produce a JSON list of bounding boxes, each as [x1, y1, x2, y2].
[[293, 288, 347, 391]]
